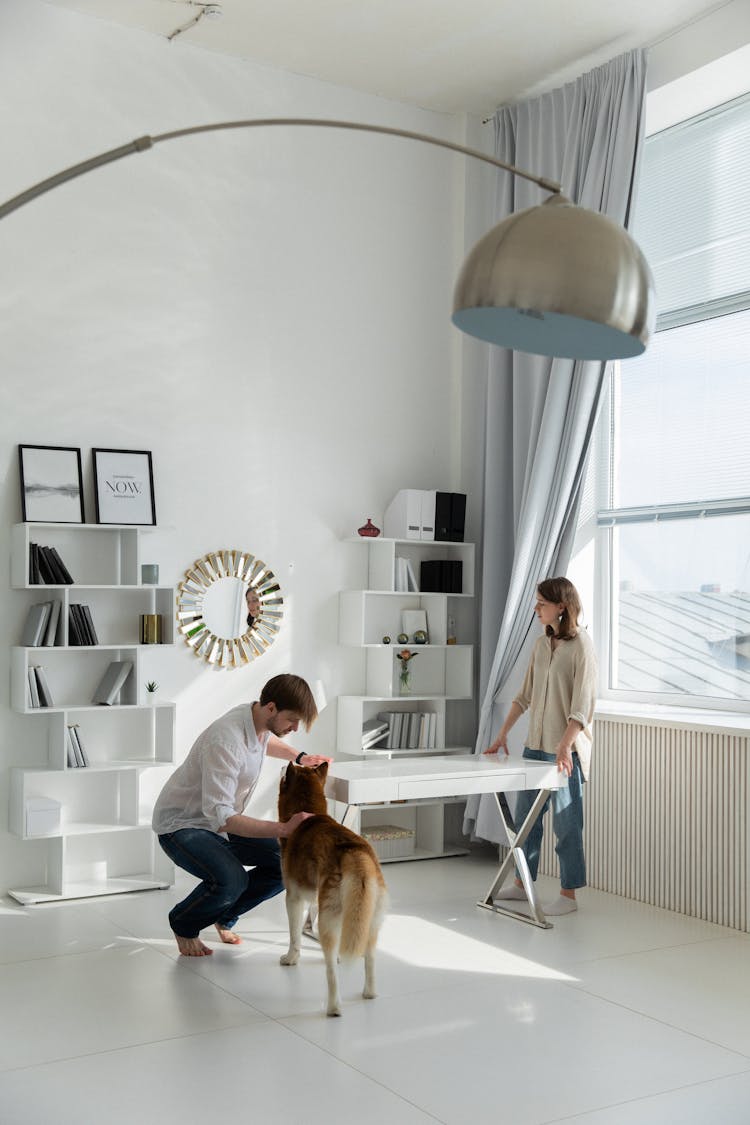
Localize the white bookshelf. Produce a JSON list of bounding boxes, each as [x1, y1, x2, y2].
[[337, 536, 476, 861], [8, 522, 176, 904]]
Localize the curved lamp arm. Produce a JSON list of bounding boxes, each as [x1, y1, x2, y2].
[[0, 117, 562, 221], [0, 117, 653, 361]]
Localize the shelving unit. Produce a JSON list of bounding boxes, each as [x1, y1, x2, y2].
[[337, 536, 476, 861], [7, 522, 176, 904]]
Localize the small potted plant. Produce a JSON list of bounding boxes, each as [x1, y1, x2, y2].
[[145, 680, 159, 705]]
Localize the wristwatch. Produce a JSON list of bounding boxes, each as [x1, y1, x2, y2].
[[294, 751, 307, 764]]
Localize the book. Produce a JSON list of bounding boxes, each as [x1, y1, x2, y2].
[[21, 602, 52, 647], [362, 731, 389, 751], [394, 557, 409, 591], [92, 660, 133, 705], [48, 546, 74, 583], [65, 725, 79, 768], [361, 718, 389, 747], [36, 547, 58, 585], [27, 667, 40, 708], [34, 665, 54, 707], [43, 600, 62, 647], [80, 604, 99, 645], [404, 559, 420, 592], [29, 543, 41, 585], [70, 725, 89, 767], [67, 607, 83, 643]]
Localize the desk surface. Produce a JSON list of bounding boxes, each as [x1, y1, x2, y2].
[[326, 754, 565, 804]]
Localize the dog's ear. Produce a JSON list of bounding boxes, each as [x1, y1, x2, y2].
[[314, 761, 329, 782], [281, 762, 295, 786]]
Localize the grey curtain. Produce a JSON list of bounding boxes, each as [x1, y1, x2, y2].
[[464, 49, 647, 843]]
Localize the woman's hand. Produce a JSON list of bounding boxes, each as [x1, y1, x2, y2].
[[555, 744, 574, 776], [484, 731, 509, 756]]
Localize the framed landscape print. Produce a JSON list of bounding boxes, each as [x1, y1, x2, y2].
[[18, 444, 84, 523], [93, 448, 156, 526]]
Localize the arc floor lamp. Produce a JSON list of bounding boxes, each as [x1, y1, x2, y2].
[[0, 117, 654, 361]]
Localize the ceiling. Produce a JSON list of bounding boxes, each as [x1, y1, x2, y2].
[[46, 0, 731, 115]]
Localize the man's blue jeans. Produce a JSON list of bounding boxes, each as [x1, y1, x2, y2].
[[158, 828, 284, 938], [513, 747, 586, 891]]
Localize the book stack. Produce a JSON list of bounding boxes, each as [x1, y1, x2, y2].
[[65, 724, 90, 768], [92, 660, 133, 705], [361, 717, 390, 752], [394, 557, 420, 592], [29, 544, 75, 584], [68, 603, 99, 645], [419, 559, 463, 593], [376, 710, 437, 750], [20, 600, 62, 647], [27, 665, 54, 708]]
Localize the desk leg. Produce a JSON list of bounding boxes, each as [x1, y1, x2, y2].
[[476, 788, 552, 930]]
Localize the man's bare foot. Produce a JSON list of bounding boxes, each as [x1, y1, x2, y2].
[[175, 934, 213, 956], [215, 924, 242, 945]]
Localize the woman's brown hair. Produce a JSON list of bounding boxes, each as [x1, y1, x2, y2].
[[537, 577, 582, 641]]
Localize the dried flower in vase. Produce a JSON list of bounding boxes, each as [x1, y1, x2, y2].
[[396, 649, 417, 694]]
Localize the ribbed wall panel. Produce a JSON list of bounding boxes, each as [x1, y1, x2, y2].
[[538, 719, 748, 931]]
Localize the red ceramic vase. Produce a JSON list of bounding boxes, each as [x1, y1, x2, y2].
[[357, 518, 381, 538]]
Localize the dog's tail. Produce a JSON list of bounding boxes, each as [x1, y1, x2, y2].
[[338, 868, 386, 961]]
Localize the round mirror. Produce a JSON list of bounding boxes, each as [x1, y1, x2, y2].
[[176, 549, 284, 668]]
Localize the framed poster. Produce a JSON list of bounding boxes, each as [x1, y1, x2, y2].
[[93, 448, 156, 526], [18, 444, 84, 523]]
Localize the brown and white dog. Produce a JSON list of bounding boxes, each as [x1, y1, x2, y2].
[[278, 761, 388, 1016]]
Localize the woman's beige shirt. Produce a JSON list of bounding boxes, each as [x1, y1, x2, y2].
[[513, 629, 597, 779]]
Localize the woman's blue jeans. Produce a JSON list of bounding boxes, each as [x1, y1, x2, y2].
[[513, 747, 586, 891], [158, 828, 284, 938]]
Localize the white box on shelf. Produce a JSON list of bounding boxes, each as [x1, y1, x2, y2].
[[383, 490, 423, 539], [25, 797, 61, 837]]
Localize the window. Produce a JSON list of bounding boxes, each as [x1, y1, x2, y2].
[[597, 92, 750, 707]]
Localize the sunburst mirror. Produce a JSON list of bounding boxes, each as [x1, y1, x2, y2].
[[176, 549, 284, 668]]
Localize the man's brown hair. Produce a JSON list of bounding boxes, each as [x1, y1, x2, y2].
[[260, 674, 318, 729]]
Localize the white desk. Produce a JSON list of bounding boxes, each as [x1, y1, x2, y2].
[[326, 755, 567, 929]]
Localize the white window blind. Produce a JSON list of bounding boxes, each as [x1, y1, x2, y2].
[[614, 308, 750, 508], [633, 92, 750, 326]]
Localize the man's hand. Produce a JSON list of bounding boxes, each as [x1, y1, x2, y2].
[[298, 753, 333, 767], [279, 811, 313, 838]]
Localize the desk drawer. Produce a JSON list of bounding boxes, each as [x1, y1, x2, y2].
[[397, 772, 526, 800]]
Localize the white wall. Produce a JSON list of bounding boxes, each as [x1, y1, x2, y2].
[[0, 1, 473, 893]]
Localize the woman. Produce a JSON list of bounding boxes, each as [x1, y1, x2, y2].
[[484, 577, 596, 915]]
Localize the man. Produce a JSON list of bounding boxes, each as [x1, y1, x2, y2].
[[153, 673, 330, 956]]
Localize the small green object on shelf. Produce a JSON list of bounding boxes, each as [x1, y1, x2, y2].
[[382, 635, 391, 644], [397, 633, 408, 644], [414, 629, 427, 644], [146, 680, 158, 693]]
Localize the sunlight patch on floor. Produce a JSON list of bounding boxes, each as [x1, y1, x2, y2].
[[379, 914, 576, 981]]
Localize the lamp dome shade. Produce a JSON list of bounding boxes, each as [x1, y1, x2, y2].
[[452, 194, 655, 361]]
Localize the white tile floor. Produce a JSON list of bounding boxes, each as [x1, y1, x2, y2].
[[2, 849, 749, 1125]]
